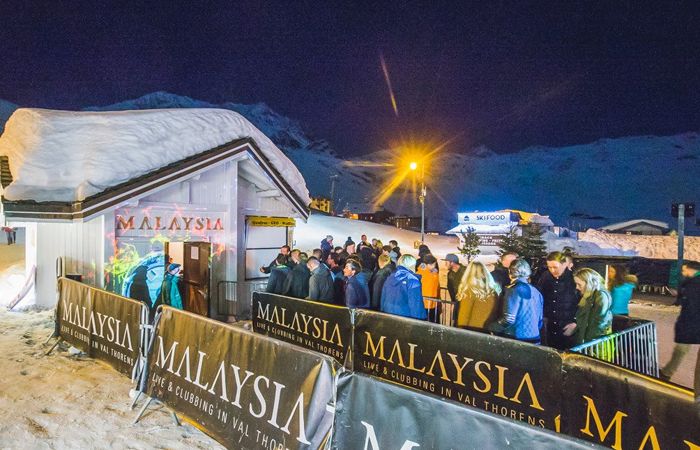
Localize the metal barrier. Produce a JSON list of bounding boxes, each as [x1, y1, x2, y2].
[[568, 316, 660, 377], [423, 296, 459, 327], [217, 280, 268, 321]]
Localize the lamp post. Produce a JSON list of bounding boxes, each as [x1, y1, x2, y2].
[[409, 161, 426, 243]]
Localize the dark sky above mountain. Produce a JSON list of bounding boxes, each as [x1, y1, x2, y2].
[[1, 1, 699, 156]]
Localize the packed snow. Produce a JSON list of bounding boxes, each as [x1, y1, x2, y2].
[[549, 228, 700, 260], [0, 108, 310, 205]]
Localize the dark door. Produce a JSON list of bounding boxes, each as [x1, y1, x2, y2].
[[183, 242, 211, 317]]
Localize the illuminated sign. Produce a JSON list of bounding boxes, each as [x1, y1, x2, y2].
[[115, 208, 225, 237], [247, 216, 296, 227], [457, 212, 515, 225]]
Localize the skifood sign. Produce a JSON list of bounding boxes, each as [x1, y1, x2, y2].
[[457, 212, 514, 225]]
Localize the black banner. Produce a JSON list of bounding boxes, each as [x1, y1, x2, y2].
[[146, 306, 338, 450], [562, 355, 700, 449], [331, 372, 601, 449], [57, 277, 143, 376], [353, 310, 563, 430], [252, 292, 352, 365]]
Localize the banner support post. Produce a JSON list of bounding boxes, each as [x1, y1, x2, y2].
[[45, 337, 63, 356]]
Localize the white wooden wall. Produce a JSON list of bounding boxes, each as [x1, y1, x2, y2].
[[33, 216, 105, 307]]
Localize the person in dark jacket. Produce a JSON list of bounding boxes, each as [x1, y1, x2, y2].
[[260, 245, 291, 274], [320, 235, 334, 262], [359, 244, 377, 273], [381, 254, 426, 320], [283, 253, 311, 298], [129, 266, 151, 307], [369, 254, 394, 310], [265, 254, 291, 294], [489, 259, 543, 343], [306, 256, 334, 303], [327, 253, 346, 305], [444, 254, 466, 302], [660, 261, 700, 405], [389, 240, 401, 258], [491, 252, 518, 292], [344, 260, 370, 308], [536, 251, 579, 350]]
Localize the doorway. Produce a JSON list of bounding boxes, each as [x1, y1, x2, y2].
[[165, 241, 211, 317]]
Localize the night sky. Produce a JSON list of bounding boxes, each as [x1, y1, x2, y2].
[[1, 1, 699, 156]]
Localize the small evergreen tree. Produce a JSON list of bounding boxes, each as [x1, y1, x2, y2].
[[520, 223, 547, 265], [497, 225, 523, 256], [458, 227, 481, 263]]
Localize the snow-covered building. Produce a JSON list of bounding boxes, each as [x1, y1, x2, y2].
[[600, 219, 670, 236], [0, 108, 310, 317], [446, 210, 555, 246]]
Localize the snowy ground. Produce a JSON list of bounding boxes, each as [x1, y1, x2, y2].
[[0, 243, 26, 308], [0, 308, 223, 449]]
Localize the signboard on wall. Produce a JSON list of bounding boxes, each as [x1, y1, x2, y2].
[[457, 212, 515, 225], [115, 207, 226, 238], [248, 216, 296, 227]]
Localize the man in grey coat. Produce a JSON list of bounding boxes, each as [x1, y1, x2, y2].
[[306, 256, 334, 303]]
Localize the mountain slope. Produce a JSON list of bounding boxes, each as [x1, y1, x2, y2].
[[1, 92, 697, 233]]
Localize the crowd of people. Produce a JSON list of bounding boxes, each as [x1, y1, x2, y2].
[[259, 233, 669, 350]]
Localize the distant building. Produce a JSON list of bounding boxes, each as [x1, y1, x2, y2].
[[600, 219, 669, 236], [357, 209, 395, 224], [390, 216, 423, 231], [310, 196, 332, 214]]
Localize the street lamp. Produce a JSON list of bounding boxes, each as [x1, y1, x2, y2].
[[409, 161, 426, 242]]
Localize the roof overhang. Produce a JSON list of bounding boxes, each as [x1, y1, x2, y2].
[[1, 138, 309, 222]]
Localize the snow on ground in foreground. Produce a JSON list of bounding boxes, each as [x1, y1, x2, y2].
[[0, 244, 26, 308], [0, 308, 223, 449], [0, 108, 310, 205]]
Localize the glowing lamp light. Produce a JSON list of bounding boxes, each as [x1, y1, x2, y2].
[[409, 161, 418, 171]]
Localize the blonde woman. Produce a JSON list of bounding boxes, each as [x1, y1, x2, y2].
[[456, 261, 502, 329], [566, 268, 613, 346]]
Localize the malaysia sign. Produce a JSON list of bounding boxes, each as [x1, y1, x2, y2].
[[115, 207, 225, 237], [353, 310, 563, 431], [562, 355, 700, 449], [57, 277, 143, 376], [252, 292, 352, 365], [146, 306, 337, 450], [331, 373, 598, 450]]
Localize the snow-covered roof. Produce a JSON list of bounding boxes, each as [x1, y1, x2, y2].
[[0, 108, 310, 206], [600, 219, 669, 232], [446, 223, 514, 235]]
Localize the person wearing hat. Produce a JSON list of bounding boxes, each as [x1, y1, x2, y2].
[[339, 236, 356, 264], [320, 235, 334, 262], [444, 254, 466, 302], [156, 263, 184, 310]]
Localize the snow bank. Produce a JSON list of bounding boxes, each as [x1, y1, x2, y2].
[[547, 229, 700, 260], [0, 108, 310, 205]]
